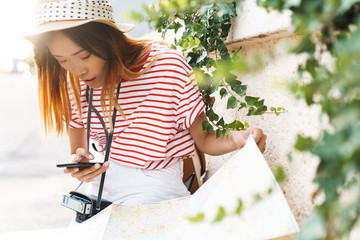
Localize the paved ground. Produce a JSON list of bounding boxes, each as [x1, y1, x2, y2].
[[0, 73, 76, 233], [0, 1, 159, 234]]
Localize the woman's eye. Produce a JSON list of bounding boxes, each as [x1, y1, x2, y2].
[[81, 54, 91, 60], [59, 60, 67, 64]]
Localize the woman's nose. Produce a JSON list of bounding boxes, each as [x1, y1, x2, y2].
[[73, 64, 88, 79]]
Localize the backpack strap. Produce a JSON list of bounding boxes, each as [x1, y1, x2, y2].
[[183, 146, 206, 194]]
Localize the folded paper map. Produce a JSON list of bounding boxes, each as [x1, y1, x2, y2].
[[56, 136, 299, 240]]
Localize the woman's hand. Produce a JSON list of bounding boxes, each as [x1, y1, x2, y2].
[[230, 128, 267, 153], [189, 112, 267, 155], [64, 148, 110, 182]]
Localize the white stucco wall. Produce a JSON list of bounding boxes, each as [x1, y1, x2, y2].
[[205, 36, 321, 226], [228, 0, 292, 42], [203, 0, 320, 227]]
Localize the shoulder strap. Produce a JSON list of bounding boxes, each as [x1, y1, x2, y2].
[[85, 82, 121, 210]]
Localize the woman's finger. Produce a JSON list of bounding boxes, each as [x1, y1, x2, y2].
[[257, 134, 267, 153], [75, 148, 94, 161], [71, 163, 101, 178], [71, 162, 110, 182], [81, 164, 110, 182], [251, 128, 263, 143], [64, 167, 79, 174]]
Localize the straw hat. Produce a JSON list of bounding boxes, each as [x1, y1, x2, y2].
[[24, 0, 135, 43]]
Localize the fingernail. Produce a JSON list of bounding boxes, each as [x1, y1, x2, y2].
[[94, 164, 100, 169], [88, 154, 94, 160]]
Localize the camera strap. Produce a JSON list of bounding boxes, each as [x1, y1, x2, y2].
[[85, 81, 121, 210]]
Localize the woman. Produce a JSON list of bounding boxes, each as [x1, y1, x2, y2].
[[26, 0, 267, 205]]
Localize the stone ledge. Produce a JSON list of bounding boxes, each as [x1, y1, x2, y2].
[[226, 28, 294, 50], [228, 0, 292, 41]]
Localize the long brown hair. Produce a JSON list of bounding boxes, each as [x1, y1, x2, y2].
[[34, 22, 158, 136]]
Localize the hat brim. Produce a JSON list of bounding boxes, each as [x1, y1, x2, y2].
[[23, 19, 135, 44]]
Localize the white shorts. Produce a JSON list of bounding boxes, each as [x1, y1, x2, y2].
[[88, 160, 190, 205]]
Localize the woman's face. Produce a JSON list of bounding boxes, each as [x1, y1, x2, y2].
[[47, 31, 107, 88]]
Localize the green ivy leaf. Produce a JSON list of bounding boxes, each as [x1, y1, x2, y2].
[[206, 108, 219, 122], [217, 117, 225, 126], [170, 44, 177, 50], [239, 102, 247, 109], [202, 120, 214, 133], [222, 129, 230, 137], [234, 199, 243, 215], [275, 166, 286, 183], [253, 193, 262, 202], [255, 105, 268, 115], [254, 99, 265, 107], [295, 135, 316, 151], [227, 96, 238, 109], [247, 106, 256, 115], [170, 22, 183, 33], [245, 96, 260, 106], [212, 206, 226, 223], [229, 80, 247, 96], [193, 23, 207, 34], [305, 58, 318, 78], [216, 129, 222, 138], [227, 120, 244, 130], [219, 88, 228, 98], [188, 212, 205, 222], [247, 105, 267, 116]]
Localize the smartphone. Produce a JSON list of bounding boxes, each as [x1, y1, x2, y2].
[[56, 162, 104, 169]]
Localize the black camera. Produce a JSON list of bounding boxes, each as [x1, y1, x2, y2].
[[62, 191, 112, 223]]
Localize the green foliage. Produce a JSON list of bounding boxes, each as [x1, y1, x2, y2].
[[270, 106, 285, 116], [212, 206, 226, 223], [234, 199, 244, 215], [131, 0, 276, 135], [259, 0, 360, 238], [294, 135, 316, 151], [188, 212, 205, 222], [274, 165, 287, 183]]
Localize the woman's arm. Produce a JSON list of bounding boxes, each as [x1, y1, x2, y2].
[[188, 112, 267, 155], [64, 127, 110, 182], [69, 127, 87, 154]]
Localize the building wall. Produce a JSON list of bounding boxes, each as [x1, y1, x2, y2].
[[203, 0, 321, 226], [205, 35, 321, 226]]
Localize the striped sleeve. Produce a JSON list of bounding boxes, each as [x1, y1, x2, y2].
[[176, 69, 206, 130]]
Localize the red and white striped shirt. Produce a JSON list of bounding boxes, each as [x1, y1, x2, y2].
[[68, 44, 205, 170]]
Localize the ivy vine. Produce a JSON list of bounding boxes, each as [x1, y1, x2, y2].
[[131, 0, 360, 238], [259, 0, 360, 239], [131, 0, 281, 138]]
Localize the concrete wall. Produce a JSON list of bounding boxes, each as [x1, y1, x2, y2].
[[206, 36, 321, 226], [204, 0, 320, 227]]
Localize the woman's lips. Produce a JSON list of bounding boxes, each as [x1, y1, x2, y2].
[[82, 77, 96, 85]]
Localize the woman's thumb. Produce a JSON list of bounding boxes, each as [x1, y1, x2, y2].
[[75, 148, 94, 161]]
